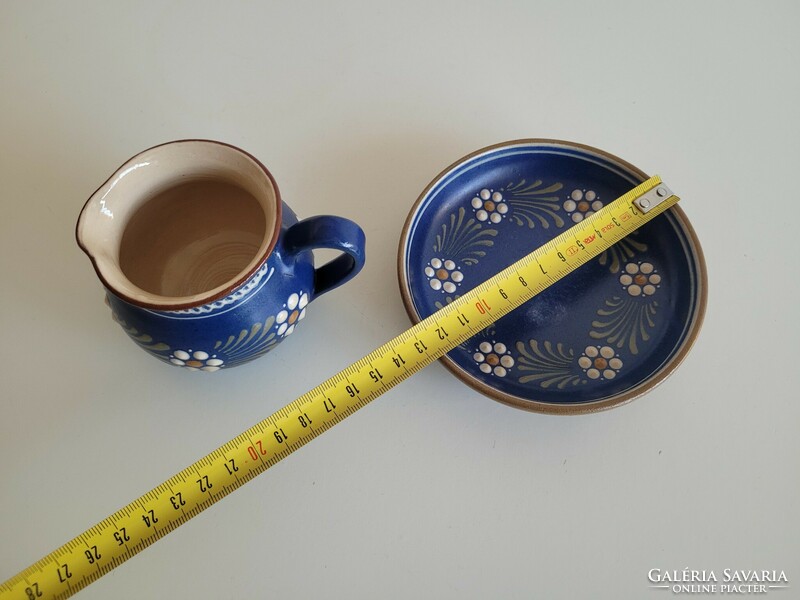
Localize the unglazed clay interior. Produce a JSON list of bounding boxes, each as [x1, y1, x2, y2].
[[119, 179, 266, 297]]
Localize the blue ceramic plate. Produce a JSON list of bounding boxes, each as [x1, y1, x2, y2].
[[398, 140, 707, 413]]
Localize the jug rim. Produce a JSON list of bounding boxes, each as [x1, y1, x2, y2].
[[76, 139, 283, 311]]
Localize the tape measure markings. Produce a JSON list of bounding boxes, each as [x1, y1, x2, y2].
[[1, 176, 677, 599]]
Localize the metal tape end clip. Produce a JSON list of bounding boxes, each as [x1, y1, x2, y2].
[[634, 182, 674, 213]]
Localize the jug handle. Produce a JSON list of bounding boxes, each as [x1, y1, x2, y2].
[[284, 216, 366, 298]]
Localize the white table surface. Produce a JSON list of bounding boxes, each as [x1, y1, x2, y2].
[[2, 2, 798, 598]]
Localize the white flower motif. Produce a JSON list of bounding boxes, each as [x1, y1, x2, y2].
[[424, 257, 464, 293], [578, 345, 622, 380], [470, 188, 509, 224], [619, 262, 661, 296], [170, 350, 224, 372], [276, 292, 308, 336], [563, 189, 602, 223], [473, 341, 515, 377]]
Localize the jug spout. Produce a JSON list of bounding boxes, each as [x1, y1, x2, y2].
[[77, 157, 153, 305]]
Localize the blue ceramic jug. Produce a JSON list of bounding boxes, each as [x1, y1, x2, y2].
[[77, 140, 366, 371]]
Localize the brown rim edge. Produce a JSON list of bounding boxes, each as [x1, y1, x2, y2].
[[76, 139, 284, 311], [396, 138, 708, 415]]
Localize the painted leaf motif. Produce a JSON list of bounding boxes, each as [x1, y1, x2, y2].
[[589, 296, 658, 355], [502, 179, 565, 229], [433, 207, 497, 265], [515, 339, 583, 389], [111, 312, 170, 352], [597, 233, 648, 273], [215, 315, 279, 367]]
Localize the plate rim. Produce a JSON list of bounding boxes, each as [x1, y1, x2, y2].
[[396, 138, 708, 414]]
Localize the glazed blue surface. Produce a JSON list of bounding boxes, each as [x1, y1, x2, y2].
[[108, 203, 366, 371], [402, 143, 703, 406]]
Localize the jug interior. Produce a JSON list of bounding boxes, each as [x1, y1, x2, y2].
[[119, 179, 266, 297]]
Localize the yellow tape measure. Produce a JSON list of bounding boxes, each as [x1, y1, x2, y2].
[[1, 176, 678, 599]]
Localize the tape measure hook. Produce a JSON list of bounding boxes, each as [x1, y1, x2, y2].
[[634, 183, 674, 213]]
